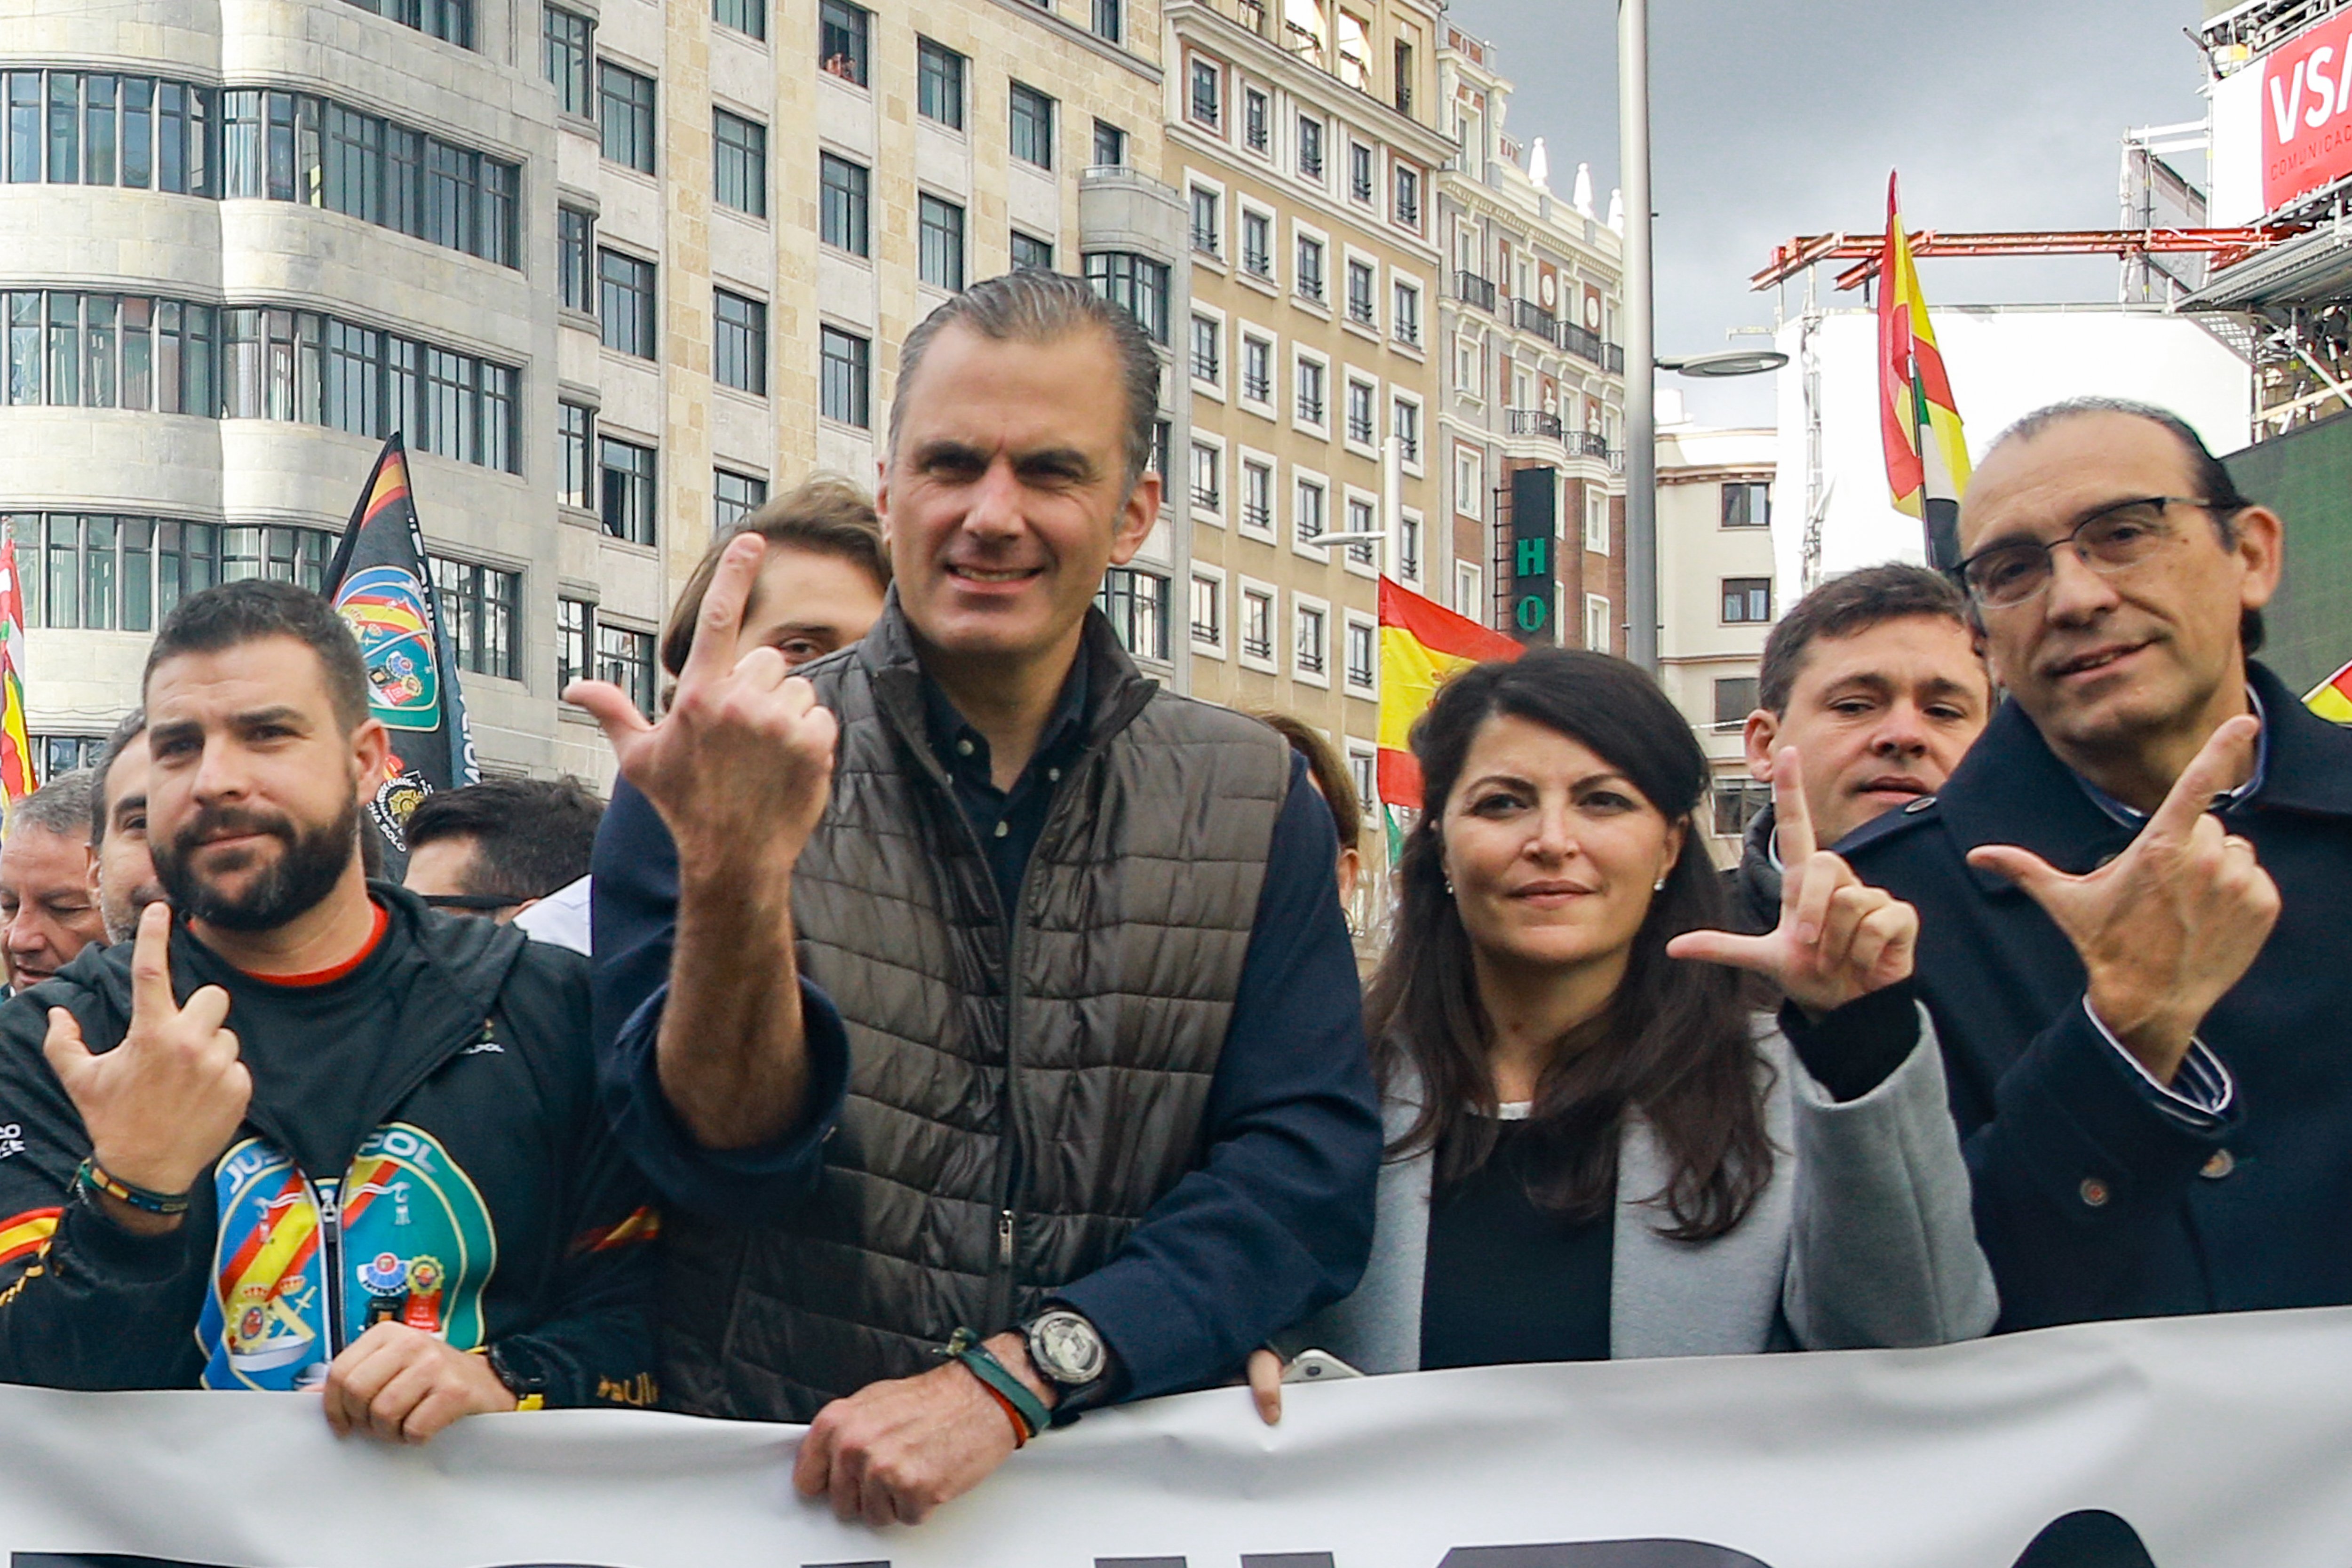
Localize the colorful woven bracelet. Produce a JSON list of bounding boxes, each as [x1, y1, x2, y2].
[[75, 1157, 191, 1217]]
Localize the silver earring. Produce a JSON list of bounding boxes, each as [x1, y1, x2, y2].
[[1653, 876, 1667, 892], [1443, 876, 1455, 898]]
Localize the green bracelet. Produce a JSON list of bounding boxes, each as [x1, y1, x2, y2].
[[75, 1157, 191, 1217], [943, 1327, 1051, 1441]]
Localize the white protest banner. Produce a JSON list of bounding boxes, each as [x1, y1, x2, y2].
[[5, 1305, 2352, 1568]]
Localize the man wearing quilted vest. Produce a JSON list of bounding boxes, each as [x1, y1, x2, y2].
[[571, 271, 1382, 1525]]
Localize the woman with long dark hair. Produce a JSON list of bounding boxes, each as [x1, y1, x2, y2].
[[1255, 649, 1992, 1406]]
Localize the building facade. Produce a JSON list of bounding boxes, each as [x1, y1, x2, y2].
[[1433, 25, 1624, 656], [1654, 413, 1776, 867]]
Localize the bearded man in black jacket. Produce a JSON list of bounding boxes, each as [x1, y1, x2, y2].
[[0, 581, 656, 1439]]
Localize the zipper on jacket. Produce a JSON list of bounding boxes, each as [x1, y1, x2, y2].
[[312, 1177, 347, 1357], [998, 1209, 1015, 1268]]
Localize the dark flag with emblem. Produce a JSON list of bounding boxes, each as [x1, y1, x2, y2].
[[324, 432, 480, 871]]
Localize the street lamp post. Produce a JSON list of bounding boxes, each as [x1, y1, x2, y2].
[[1619, 0, 1657, 671]]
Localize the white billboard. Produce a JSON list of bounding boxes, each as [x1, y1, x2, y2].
[[1772, 306, 2252, 598]]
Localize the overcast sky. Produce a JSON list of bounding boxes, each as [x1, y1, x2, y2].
[[1444, 0, 2213, 425]]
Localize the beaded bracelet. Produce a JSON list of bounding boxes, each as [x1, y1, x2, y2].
[[74, 1157, 192, 1217]]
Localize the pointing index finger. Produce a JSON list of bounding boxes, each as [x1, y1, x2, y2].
[[679, 533, 767, 689], [1772, 746, 1818, 864], [129, 901, 177, 1021], [2145, 714, 2259, 845]]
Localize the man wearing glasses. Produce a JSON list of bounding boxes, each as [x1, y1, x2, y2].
[[1841, 397, 2352, 1332]]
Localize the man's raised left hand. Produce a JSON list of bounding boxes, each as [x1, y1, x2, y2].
[[792, 1332, 1048, 1526]]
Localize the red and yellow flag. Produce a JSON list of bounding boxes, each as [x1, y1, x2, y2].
[[1377, 577, 1521, 811], [1879, 172, 1971, 569], [0, 525, 35, 820], [2306, 659, 2352, 724]]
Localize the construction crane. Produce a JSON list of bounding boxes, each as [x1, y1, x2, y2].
[[1751, 225, 2307, 294]]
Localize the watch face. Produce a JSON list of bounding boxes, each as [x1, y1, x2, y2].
[[1029, 1310, 1107, 1386]]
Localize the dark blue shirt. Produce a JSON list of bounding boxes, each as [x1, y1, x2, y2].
[[590, 668, 1379, 1404]]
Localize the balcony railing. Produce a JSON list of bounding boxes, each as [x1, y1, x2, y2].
[[1507, 408, 1563, 439], [1559, 320, 1605, 365], [1192, 484, 1222, 510], [1453, 270, 1497, 312], [1606, 342, 1626, 374], [1568, 430, 1612, 461], [1242, 501, 1272, 532], [1513, 299, 1556, 339]]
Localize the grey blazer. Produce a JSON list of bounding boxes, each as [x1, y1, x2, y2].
[[1291, 1009, 1997, 1369]]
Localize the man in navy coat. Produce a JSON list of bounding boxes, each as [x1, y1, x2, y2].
[[1842, 396, 2352, 1330]]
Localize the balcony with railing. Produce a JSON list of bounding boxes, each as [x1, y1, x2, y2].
[[1506, 408, 1563, 439], [1512, 298, 1555, 340], [1453, 270, 1496, 312], [1559, 320, 1605, 364]]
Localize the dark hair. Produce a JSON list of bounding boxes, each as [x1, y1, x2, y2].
[[889, 271, 1163, 488], [89, 709, 147, 844], [403, 777, 604, 902], [1984, 397, 2263, 653], [1366, 648, 1772, 1241], [143, 579, 372, 732], [1757, 564, 1979, 714], [660, 475, 890, 678], [10, 766, 97, 846], [1254, 711, 1363, 850]]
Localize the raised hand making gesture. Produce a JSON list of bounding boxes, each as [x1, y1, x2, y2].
[[42, 903, 250, 1233], [1668, 748, 1918, 1017], [1964, 715, 2277, 1086]]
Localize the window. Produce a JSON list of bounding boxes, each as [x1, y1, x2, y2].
[[1398, 511, 1422, 580], [1241, 209, 1272, 278], [1722, 481, 1770, 528], [1345, 494, 1376, 568], [1454, 560, 1481, 619], [598, 63, 654, 172], [919, 194, 965, 291], [1714, 778, 1772, 838], [1095, 568, 1168, 661], [1394, 38, 1415, 113], [1295, 476, 1325, 546], [1454, 446, 1483, 515], [1091, 119, 1126, 168], [1347, 259, 1375, 325], [820, 326, 870, 427], [1182, 316, 1222, 388], [1392, 396, 1421, 463], [7, 514, 333, 634], [1584, 487, 1610, 554], [714, 109, 766, 216], [1190, 571, 1223, 650], [918, 39, 966, 129], [1393, 279, 1421, 345], [1722, 576, 1772, 624], [596, 622, 657, 716], [557, 206, 594, 312], [1241, 585, 1275, 662], [1190, 185, 1220, 254], [1713, 676, 1759, 729], [550, 401, 593, 510], [345, 0, 474, 48], [1084, 252, 1168, 344], [1585, 593, 1612, 651], [1294, 600, 1327, 678], [1296, 115, 1323, 179], [1345, 378, 1374, 446], [558, 596, 592, 692], [819, 153, 869, 256], [1241, 458, 1273, 534], [1349, 142, 1373, 202], [819, 0, 870, 85], [1393, 165, 1420, 226], [715, 468, 768, 529], [1348, 748, 1376, 822], [598, 249, 655, 358], [715, 0, 765, 40], [599, 436, 657, 545], [1295, 235, 1324, 302], [1190, 58, 1220, 127], [714, 288, 767, 394], [1190, 441, 1221, 509], [1009, 82, 1053, 168], [1151, 418, 1170, 480], [1345, 616, 1375, 692], [1243, 87, 1269, 151], [1295, 358, 1325, 427], [1011, 230, 1054, 271], [1092, 0, 1122, 42], [1241, 335, 1271, 403], [430, 556, 521, 680]]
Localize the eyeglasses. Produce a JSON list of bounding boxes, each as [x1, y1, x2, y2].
[[1951, 495, 2230, 610]]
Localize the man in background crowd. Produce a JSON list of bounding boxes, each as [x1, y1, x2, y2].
[[1842, 398, 2351, 1331], [1, 768, 108, 990], [402, 777, 604, 925], [88, 712, 164, 946], [1727, 564, 1992, 934]]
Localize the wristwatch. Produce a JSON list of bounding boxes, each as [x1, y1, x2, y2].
[[1022, 1307, 1112, 1414]]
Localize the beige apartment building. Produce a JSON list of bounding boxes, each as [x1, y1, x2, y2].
[[1161, 0, 1451, 826], [1434, 24, 1624, 655]]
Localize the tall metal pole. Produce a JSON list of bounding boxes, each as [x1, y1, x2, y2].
[[1619, 0, 1658, 671]]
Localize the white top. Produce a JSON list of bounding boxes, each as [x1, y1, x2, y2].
[[513, 873, 592, 955]]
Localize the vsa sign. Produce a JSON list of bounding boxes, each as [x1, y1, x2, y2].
[[2252, 12, 2352, 214]]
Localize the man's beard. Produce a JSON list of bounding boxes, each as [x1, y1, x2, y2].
[[99, 876, 168, 946], [152, 798, 361, 933]]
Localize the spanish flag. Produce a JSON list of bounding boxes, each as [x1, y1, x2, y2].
[[1879, 173, 1971, 570], [0, 525, 34, 822], [1377, 577, 1521, 811], [2306, 659, 2352, 724]]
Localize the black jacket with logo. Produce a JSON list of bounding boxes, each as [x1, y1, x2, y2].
[[0, 885, 657, 1404]]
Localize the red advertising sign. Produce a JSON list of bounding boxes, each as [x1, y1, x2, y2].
[[2261, 12, 2352, 213]]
